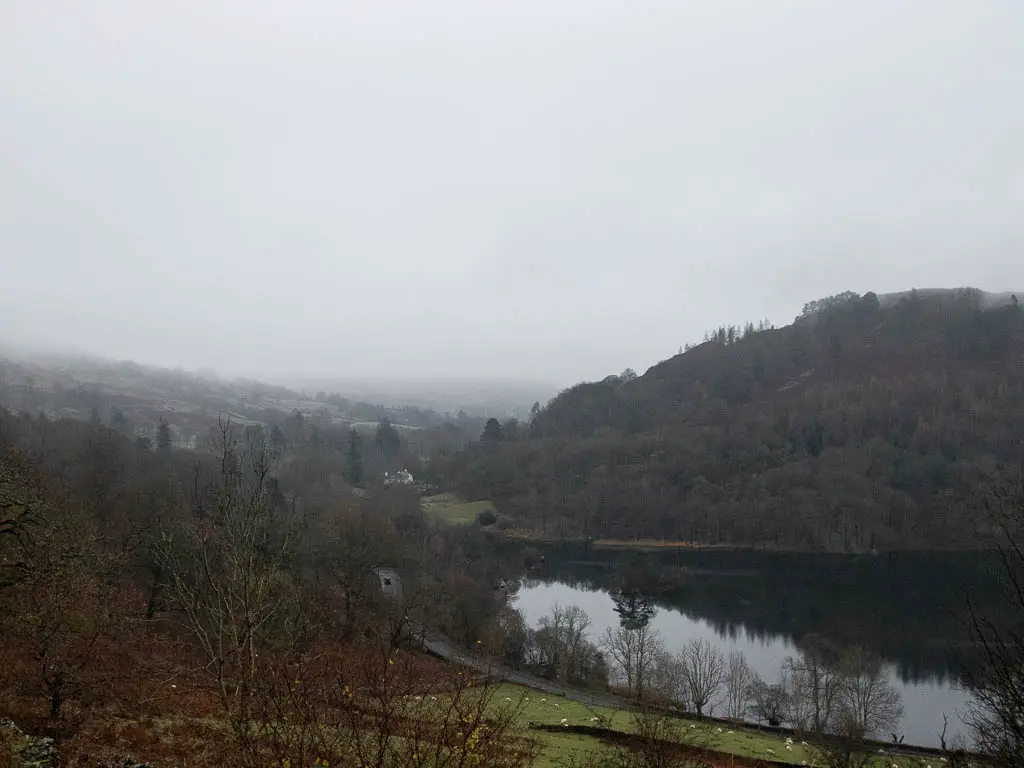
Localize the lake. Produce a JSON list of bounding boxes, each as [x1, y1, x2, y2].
[[509, 545, 997, 748]]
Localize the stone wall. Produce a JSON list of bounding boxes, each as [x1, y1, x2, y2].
[[0, 718, 58, 768], [0, 718, 152, 768]]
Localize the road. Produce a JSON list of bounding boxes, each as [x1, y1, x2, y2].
[[410, 621, 641, 713]]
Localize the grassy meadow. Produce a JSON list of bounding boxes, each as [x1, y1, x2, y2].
[[421, 493, 497, 525], [490, 684, 944, 768]]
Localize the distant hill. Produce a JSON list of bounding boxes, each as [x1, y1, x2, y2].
[[272, 376, 556, 421], [0, 352, 476, 449], [430, 288, 1024, 552]]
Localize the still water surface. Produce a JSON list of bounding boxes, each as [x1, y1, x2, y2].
[[510, 547, 991, 748]]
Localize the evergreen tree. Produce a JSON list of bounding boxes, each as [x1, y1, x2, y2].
[[346, 429, 363, 488], [612, 591, 656, 630], [110, 407, 131, 434], [270, 424, 286, 451], [156, 418, 172, 450], [375, 418, 401, 459], [481, 418, 504, 441]]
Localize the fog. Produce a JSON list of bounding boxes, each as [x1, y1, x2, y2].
[[2, 1, 1022, 387]]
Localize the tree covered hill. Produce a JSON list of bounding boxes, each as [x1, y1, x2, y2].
[[430, 288, 1024, 552]]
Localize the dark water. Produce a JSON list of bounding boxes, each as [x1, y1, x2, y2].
[[510, 545, 1001, 748]]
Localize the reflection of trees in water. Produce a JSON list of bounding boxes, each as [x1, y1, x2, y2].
[[612, 591, 656, 630], [517, 545, 1000, 685]]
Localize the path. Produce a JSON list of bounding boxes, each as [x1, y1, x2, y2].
[[409, 620, 647, 713]]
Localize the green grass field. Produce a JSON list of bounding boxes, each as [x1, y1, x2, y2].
[[490, 684, 938, 768], [421, 493, 496, 525]]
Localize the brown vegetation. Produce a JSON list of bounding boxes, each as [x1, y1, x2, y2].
[[0, 407, 532, 766]]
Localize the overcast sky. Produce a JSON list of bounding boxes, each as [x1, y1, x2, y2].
[[2, 1, 1022, 386]]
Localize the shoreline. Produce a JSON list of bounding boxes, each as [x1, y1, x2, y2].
[[497, 529, 997, 555]]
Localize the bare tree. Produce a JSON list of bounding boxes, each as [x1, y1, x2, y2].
[[677, 637, 725, 716], [724, 650, 754, 720], [938, 713, 972, 768], [788, 646, 905, 768], [602, 623, 664, 701], [963, 469, 1024, 766], [253, 638, 539, 768], [0, 445, 43, 588], [156, 418, 305, 767], [560, 604, 595, 682], [784, 634, 845, 732], [308, 504, 399, 639], [650, 649, 684, 708], [747, 674, 790, 727], [836, 647, 903, 739], [534, 603, 594, 683], [4, 502, 124, 724]]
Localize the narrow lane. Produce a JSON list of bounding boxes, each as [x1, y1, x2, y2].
[[409, 621, 645, 712]]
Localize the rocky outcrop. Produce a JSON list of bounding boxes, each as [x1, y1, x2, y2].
[[0, 718, 58, 768], [0, 718, 156, 768]]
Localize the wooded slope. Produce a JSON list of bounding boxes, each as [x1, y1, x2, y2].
[[432, 289, 1024, 551]]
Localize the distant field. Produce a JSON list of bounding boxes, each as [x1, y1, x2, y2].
[[421, 493, 495, 525], [347, 421, 422, 431]]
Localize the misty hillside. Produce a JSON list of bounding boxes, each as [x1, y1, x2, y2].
[[275, 376, 555, 421], [0, 353, 482, 451], [430, 288, 1024, 552]]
